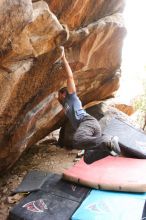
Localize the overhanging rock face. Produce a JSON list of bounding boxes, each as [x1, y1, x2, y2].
[[0, 0, 126, 172]]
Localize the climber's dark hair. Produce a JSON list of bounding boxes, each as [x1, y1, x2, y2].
[[58, 87, 68, 95]]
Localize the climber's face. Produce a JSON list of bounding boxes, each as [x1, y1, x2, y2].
[[58, 91, 67, 105]]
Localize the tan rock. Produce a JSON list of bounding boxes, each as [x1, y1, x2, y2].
[[48, 0, 125, 29], [0, 0, 126, 172], [115, 104, 135, 116], [0, 0, 33, 51]]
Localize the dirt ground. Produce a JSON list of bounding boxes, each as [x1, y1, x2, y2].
[[0, 131, 79, 220]]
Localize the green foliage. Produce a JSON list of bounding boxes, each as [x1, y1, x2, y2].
[[132, 78, 146, 130], [133, 79, 146, 112]]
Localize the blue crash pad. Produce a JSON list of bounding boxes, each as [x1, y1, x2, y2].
[[72, 190, 146, 220]]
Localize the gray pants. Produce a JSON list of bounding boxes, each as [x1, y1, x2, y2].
[[72, 115, 111, 164]]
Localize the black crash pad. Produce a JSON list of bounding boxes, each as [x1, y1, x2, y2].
[[8, 191, 79, 220], [103, 118, 146, 159], [41, 173, 90, 203], [13, 170, 49, 194], [13, 171, 90, 202], [9, 172, 90, 220], [142, 200, 146, 219]]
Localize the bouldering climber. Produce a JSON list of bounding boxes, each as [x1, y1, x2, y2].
[[57, 46, 121, 164]]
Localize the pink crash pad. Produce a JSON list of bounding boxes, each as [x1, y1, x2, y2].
[[63, 156, 146, 192]]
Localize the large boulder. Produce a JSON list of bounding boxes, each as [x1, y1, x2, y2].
[[0, 0, 126, 172]]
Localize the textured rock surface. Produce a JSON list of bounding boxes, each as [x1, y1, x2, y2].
[[0, 0, 126, 172]]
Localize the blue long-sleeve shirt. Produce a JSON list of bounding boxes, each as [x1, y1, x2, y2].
[[63, 93, 88, 130]]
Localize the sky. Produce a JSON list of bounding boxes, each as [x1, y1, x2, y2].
[[117, 0, 146, 103]]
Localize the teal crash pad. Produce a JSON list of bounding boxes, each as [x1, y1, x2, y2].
[[72, 189, 146, 220]]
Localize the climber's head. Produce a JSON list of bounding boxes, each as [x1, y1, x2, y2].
[[58, 87, 68, 105]]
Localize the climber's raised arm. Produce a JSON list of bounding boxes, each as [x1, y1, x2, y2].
[[60, 47, 76, 94]]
